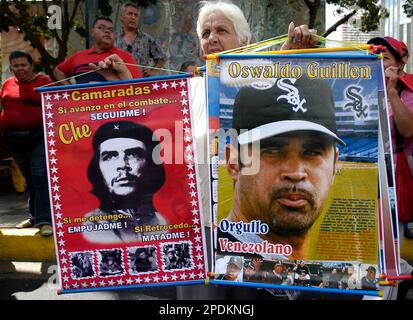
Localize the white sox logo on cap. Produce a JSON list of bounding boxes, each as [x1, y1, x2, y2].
[[276, 78, 307, 113]]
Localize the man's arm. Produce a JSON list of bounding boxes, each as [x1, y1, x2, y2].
[[386, 66, 413, 138], [143, 58, 165, 77], [143, 36, 167, 77], [53, 66, 72, 86]]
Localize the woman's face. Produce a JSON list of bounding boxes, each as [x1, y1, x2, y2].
[[199, 12, 243, 54], [10, 57, 34, 82]]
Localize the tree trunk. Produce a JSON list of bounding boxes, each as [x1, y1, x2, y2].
[[304, 0, 321, 29]]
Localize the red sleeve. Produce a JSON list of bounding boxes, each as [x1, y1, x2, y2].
[[56, 55, 74, 76], [118, 51, 143, 78]]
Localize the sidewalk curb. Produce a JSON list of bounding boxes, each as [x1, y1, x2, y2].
[[0, 228, 56, 262]]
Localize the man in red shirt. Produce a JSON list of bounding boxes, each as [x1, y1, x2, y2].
[[54, 17, 142, 84]]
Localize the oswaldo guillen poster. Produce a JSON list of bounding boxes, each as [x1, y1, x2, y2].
[[210, 55, 382, 295]]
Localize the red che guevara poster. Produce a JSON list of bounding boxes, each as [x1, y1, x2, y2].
[[39, 76, 208, 293]]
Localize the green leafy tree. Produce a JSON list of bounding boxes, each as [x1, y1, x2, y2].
[[402, 0, 413, 16], [1, 0, 156, 79], [283, 0, 388, 37], [323, 0, 389, 37], [1, 0, 83, 78]]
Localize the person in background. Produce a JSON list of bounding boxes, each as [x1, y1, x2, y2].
[[0, 50, 53, 236], [0, 137, 26, 194], [179, 61, 198, 74], [54, 16, 142, 84], [117, 2, 166, 77], [367, 36, 413, 298]]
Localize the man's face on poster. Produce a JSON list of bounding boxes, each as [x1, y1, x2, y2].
[[226, 263, 241, 281], [235, 131, 338, 235], [99, 137, 147, 196]]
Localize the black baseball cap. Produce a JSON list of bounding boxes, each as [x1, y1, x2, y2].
[[232, 76, 345, 146]]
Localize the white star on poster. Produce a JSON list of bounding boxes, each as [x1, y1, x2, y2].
[[61, 257, 67, 264], [179, 80, 186, 87], [161, 82, 168, 89], [90, 281, 97, 287], [194, 235, 201, 243], [162, 275, 169, 282], [153, 275, 160, 282], [48, 130, 55, 137], [183, 127, 191, 134], [189, 181, 196, 189], [184, 135, 192, 143], [52, 185, 60, 192], [51, 167, 58, 174], [193, 227, 200, 234], [81, 282, 88, 288], [63, 275, 69, 282], [53, 194, 61, 201], [197, 263, 204, 270], [189, 273, 196, 279], [126, 279, 133, 285], [187, 163, 194, 171], [53, 93, 61, 101], [61, 266, 68, 273], [152, 83, 160, 90], [196, 254, 203, 261], [198, 272, 205, 279], [185, 153, 193, 162], [58, 239, 65, 246], [57, 221, 63, 229], [108, 280, 115, 286], [117, 279, 124, 286], [181, 98, 188, 105], [54, 203, 61, 210], [187, 172, 195, 179], [59, 248, 66, 255], [191, 208, 198, 215], [171, 274, 178, 281], [181, 108, 189, 115], [49, 148, 57, 155], [195, 244, 202, 252], [45, 93, 52, 101], [50, 158, 58, 165], [49, 139, 56, 147], [190, 190, 197, 198], [180, 273, 187, 280], [45, 102, 53, 110], [135, 278, 142, 284], [62, 92, 70, 99], [180, 89, 187, 97], [170, 81, 178, 89], [144, 276, 151, 283], [47, 121, 54, 128], [192, 217, 200, 225], [99, 280, 106, 286], [58, 230, 64, 237], [51, 176, 59, 183], [46, 112, 53, 119]]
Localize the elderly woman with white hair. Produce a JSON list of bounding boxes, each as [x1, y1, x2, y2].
[[176, 0, 317, 300]]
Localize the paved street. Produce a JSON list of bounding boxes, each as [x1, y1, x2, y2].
[[0, 261, 177, 300]]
